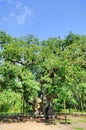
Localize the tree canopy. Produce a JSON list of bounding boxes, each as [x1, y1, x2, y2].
[[0, 31, 86, 115]]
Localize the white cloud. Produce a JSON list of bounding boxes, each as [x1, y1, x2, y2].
[[15, 3, 33, 25], [16, 6, 33, 25], [2, 1, 33, 25]]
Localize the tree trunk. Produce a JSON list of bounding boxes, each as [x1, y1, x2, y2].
[[45, 103, 50, 119], [80, 95, 83, 114], [64, 99, 67, 124], [22, 96, 25, 116]]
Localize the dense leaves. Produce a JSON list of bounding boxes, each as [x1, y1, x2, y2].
[[0, 31, 86, 115]]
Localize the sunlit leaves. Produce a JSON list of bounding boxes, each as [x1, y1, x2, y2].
[[0, 31, 86, 113]]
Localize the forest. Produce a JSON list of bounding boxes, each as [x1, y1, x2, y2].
[[0, 31, 86, 118]]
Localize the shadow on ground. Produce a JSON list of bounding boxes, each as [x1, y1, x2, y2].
[[0, 114, 71, 125]]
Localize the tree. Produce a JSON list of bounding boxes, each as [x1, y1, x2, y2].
[[0, 31, 86, 118], [0, 36, 40, 115]]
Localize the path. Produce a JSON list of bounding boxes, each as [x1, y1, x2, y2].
[[0, 116, 86, 130]]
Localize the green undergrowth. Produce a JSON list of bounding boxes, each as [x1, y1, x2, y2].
[[73, 128, 83, 130]]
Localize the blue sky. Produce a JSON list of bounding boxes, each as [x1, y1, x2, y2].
[[0, 0, 86, 40]]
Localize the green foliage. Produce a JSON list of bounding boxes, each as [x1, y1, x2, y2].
[[0, 31, 86, 115], [53, 99, 63, 112], [0, 89, 21, 112]]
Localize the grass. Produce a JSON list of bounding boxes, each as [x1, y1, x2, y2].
[[73, 128, 83, 130], [60, 109, 86, 114], [55, 118, 71, 124], [71, 117, 86, 124], [0, 112, 22, 118], [79, 118, 86, 123]]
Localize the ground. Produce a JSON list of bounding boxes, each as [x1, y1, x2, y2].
[[0, 115, 86, 130]]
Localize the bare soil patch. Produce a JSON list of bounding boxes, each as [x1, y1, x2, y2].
[[0, 115, 86, 130]]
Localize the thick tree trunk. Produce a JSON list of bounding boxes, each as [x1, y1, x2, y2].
[[44, 103, 50, 119]]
